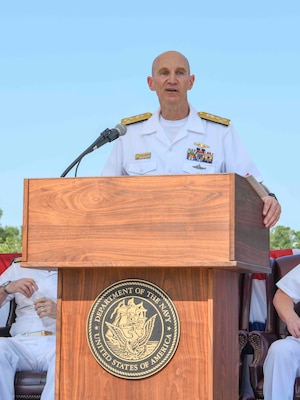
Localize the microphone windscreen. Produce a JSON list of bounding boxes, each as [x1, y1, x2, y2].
[[115, 123, 127, 137]]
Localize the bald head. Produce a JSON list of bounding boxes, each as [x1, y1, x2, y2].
[[147, 50, 195, 120], [151, 51, 191, 76]]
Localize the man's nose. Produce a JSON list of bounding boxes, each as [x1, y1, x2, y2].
[[168, 72, 177, 83]]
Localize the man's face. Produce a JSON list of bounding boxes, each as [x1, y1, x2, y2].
[[147, 52, 195, 108]]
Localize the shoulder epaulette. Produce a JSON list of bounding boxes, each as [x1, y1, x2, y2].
[[13, 257, 22, 263], [198, 112, 230, 126], [121, 112, 152, 126]]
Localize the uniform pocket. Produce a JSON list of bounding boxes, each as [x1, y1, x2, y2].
[[126, 161, 158, 175]]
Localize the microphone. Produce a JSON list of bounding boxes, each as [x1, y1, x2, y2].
[[87, 123, 127, 153], [60, 123, 127, 177]]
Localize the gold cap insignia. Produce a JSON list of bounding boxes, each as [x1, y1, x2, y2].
[[121, 112, 152, 126], [198, 112, 230, 126]]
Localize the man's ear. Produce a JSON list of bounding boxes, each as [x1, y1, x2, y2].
[[188, 74, 195, 90], [147, 76, 155, 91]]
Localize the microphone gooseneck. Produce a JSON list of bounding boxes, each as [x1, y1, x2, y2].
[[60, 124, 127, 177]]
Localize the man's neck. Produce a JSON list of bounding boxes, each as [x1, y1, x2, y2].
[[160, 103, 190, 121]]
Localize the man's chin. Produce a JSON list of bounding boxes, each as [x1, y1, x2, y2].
[[165, 94, 180, 102]]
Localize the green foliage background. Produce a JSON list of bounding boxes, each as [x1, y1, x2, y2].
[[270, 225, 300, 250], [0, 209, 22, 253]]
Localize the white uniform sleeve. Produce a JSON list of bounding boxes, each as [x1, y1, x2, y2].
[[276, 264, 300, 304], [0, 262, 17, 306], [223, 124, 263, 182]]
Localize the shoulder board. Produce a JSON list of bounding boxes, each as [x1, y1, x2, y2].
[[121, 112, 152, 126], [198, 112, 230, 126], [13, 257, 22, 263]]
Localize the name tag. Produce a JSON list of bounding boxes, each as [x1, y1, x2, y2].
[[135, 152, 151, 160]]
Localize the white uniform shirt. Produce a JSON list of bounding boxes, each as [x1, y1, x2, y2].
[[102, 105, 263, 181], [276, 264, 300, 304], [0, 261, 57, 335]]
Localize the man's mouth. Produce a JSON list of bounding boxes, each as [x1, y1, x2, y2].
[[166, 89, 178, 92]]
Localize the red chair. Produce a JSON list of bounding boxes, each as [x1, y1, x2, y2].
[[239, 258, 277, 400], [0, 253, 22, 274]]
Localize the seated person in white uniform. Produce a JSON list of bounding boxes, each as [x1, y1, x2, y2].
[[264, 263, 300, 400], [0, 259, 57, 400]]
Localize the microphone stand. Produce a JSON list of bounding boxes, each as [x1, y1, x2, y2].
[[60, 129, 110, 177]]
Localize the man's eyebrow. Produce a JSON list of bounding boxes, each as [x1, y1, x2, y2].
[[157, 66, 187, 73], [176, 67, 187, 72], [157, 67, 169, 72]]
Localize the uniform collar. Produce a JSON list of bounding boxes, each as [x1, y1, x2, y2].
[[185, 105, 206, 135], [140, 104, 206, 137]]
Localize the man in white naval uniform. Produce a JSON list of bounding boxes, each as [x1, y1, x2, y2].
[[102, 50, 281, 228], [0, 259, 57, 400]]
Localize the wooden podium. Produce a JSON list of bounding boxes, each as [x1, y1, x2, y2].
[[21, 173, 270, 400]]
